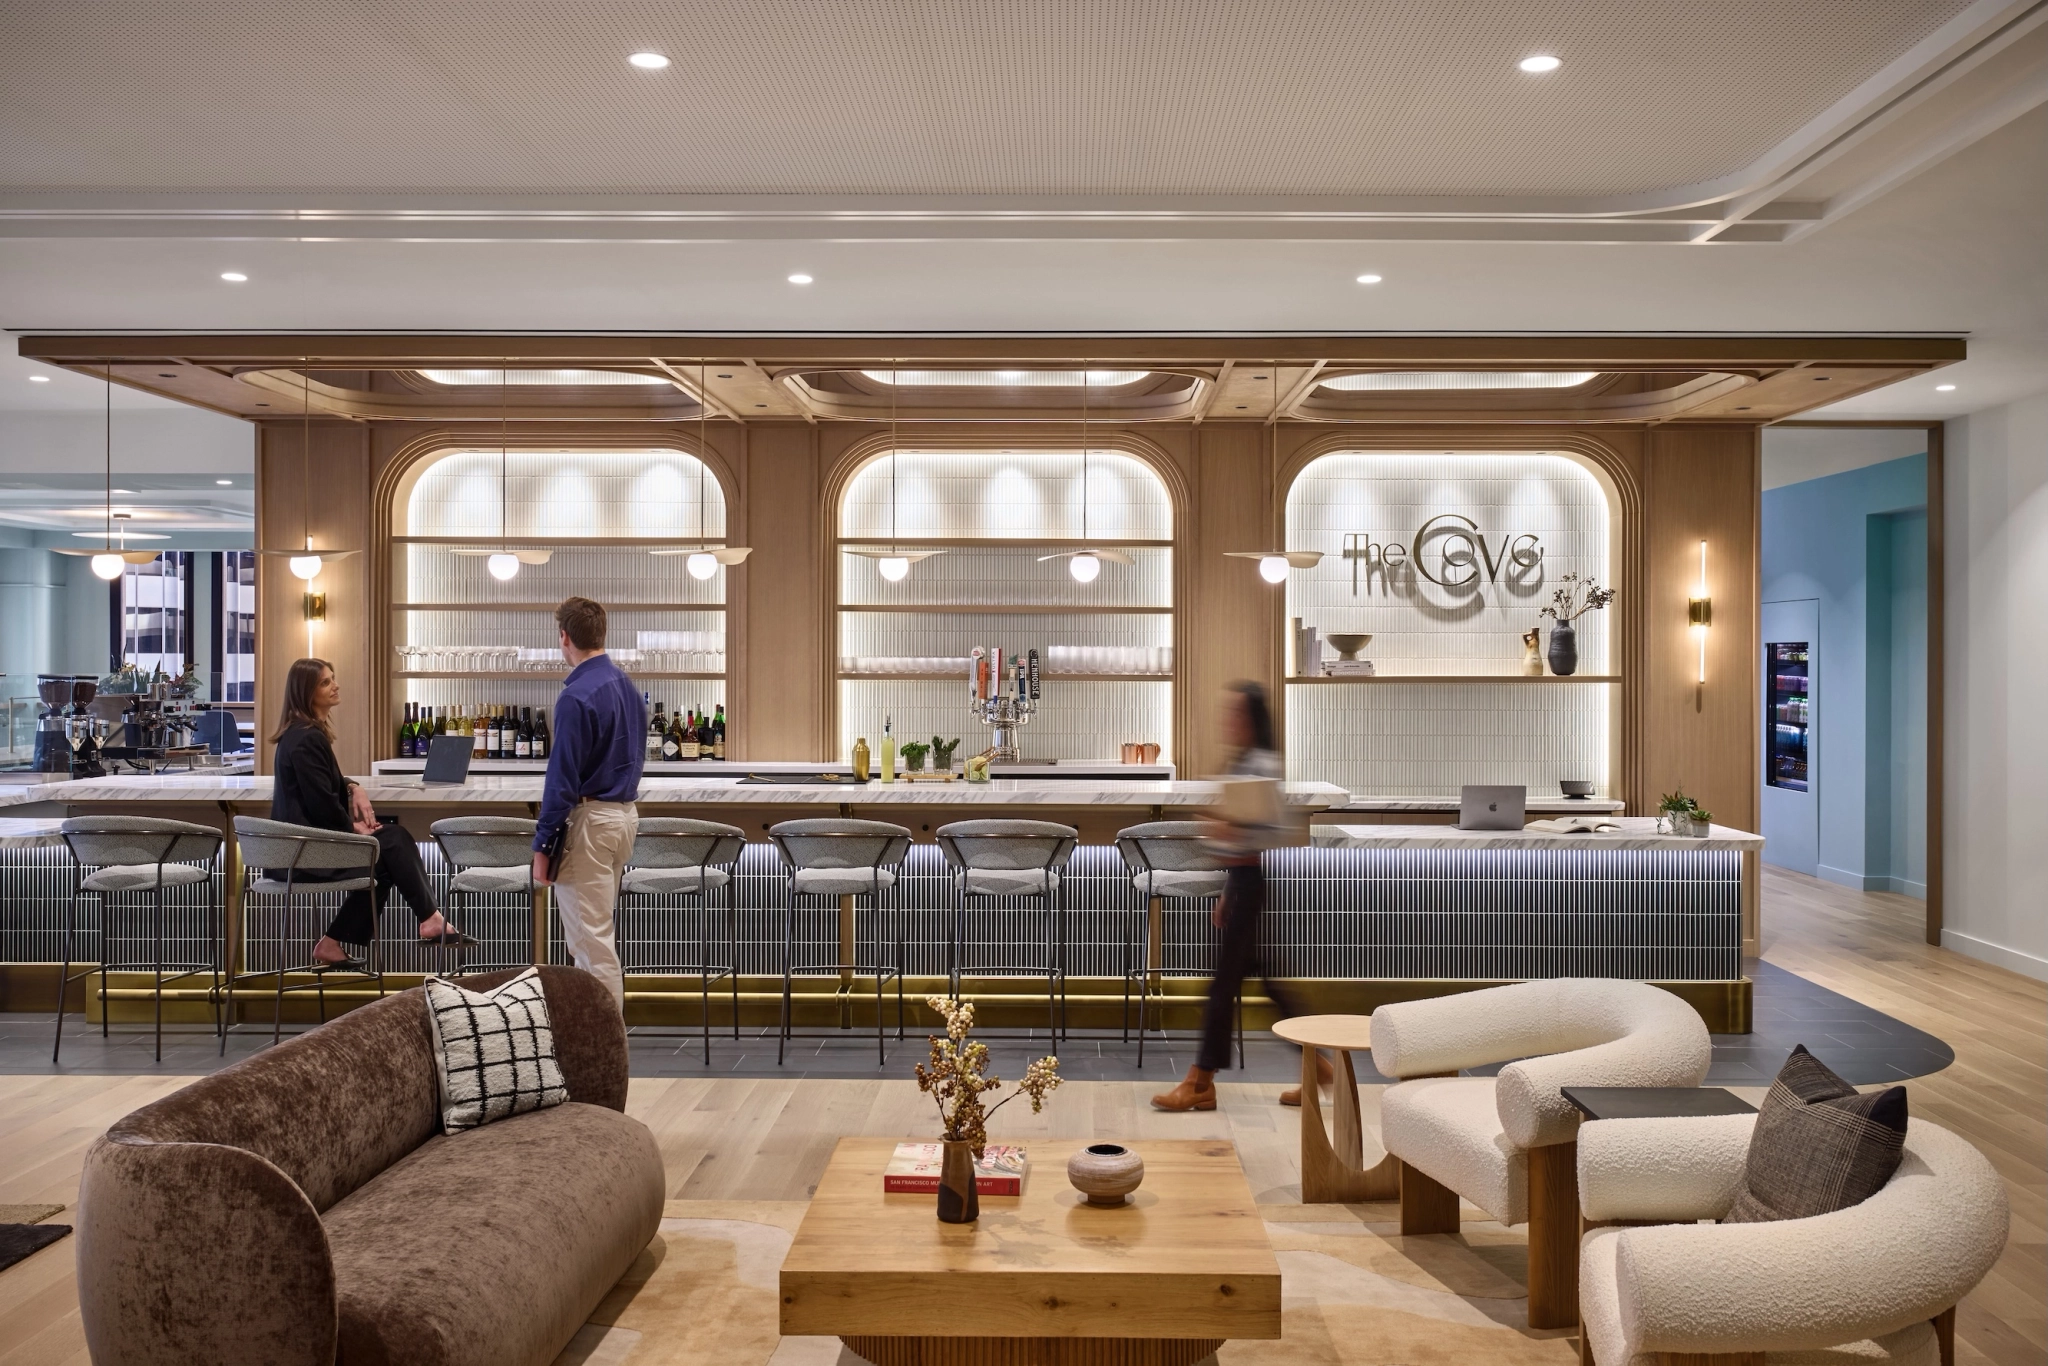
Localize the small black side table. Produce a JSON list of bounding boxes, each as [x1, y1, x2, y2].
[[1562, 1086, 1758, 1121]]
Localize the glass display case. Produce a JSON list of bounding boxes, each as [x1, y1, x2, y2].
[[1767, 641, 1810, 791]]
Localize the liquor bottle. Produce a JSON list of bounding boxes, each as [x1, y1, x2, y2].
[[534, 707, 550, 759], [711, 703, 727, 761], [695, 708, 714, 761], [852, 735, 871, 781], [435, 707, 448, 738], [488, 707, 504, 760], [675, 709, 697, 762], [470, 706, 486, 757], [514, 707, 532, 760], [398, 703, 415, 758], [879, 716, 896, 783], [660, 709, 683, 762], [647, 701, 666, 763]]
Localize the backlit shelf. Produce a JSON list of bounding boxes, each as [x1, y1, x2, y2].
[[838, 603, 1170, 615], [838, 672, 1169, 682], [393, 602, 724, 612], [1287, 674, 1622, 684], [394, 671, 725, 681]]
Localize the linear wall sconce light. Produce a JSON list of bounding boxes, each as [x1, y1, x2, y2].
[[1688, 539, 1712, 686]]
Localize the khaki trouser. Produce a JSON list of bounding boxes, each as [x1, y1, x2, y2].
[[551, 801, 638, 1011]]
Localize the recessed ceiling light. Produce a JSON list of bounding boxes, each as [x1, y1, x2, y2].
[[28, 375, 49, 383], [628, 52, 669, 69], [787, 273, 814, 285], [219, 271, 247, 282], [216, 479, 234, 485], [1935, 384, 1956, 392], [111, 489, 134, 495], [1356, 274, 1383, 285], [1519, 54, 1561, 73]]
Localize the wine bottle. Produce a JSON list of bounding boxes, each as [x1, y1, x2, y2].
[[712, 703, 726, 761], [695, 708, 713, 761], [470, 706, 486, 758], [435, 706, 448, 738], [398, 703, 415, 758], [515, 707, 532, 760], [488, 706, 503, 760], [534, 706, 550, 759]]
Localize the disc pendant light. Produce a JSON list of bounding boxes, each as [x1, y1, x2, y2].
[[1038, 365, 1133, 581], [257, 360, 360, 577], [452, 364, 551, 576], [1224, 364, 1323, 582], [846, 362, 939, 580], [650, 361, 753, 572]]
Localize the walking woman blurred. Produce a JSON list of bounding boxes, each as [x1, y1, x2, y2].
[[270, 658, 472, 968], [1151, 681, 1309, 1111]]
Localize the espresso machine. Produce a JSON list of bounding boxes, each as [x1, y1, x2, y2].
[[100, 671, 205, 772], [34, 674, 105, 776]]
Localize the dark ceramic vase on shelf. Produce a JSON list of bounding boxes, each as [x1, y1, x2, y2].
[[937, 1139, 979, 1223], [1547, 620, 1579, 676]]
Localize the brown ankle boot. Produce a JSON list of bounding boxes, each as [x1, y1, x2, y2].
[[1151, 1066, 1217, 1112], [1279, 1052, 1338, 1107]]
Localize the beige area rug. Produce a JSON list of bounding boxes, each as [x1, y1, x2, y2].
[[553, 1200, 1576, 1366], [0, 1204, 65, 1224]]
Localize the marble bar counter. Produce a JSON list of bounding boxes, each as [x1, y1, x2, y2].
[[1318, 794, 1628, 822], [1313, 817, 1762, 851], [369, 759, 1178, 780]]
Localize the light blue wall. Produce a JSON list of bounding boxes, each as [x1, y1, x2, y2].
[[0, 547, 113, 696], [1761, 452, 1928, 895]]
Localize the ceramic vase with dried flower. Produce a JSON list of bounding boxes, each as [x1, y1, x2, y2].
[[915, 996, 1062, 1225]]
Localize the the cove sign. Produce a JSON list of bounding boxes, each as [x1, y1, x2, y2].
[[1341, 514, 1544, 595]]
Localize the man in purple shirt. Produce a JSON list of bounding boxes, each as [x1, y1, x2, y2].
[[532, 597, 647, 1010]]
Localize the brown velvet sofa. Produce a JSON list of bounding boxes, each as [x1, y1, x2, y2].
[[75, 966, 664, 1366]]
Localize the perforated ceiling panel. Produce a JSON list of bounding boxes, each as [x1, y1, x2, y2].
[[0, 1, 1981, 197]]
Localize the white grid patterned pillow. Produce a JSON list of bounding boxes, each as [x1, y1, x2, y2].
[[423, 969, 568, 1132]]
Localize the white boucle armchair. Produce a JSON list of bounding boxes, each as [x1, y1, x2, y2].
[[1577, 1115, 2008, 1366], [1371, 978, 1712, 1329]]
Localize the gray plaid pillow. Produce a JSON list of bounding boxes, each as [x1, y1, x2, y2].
[[423, 969, 568, 1132], [1723, 1044, 1906, 1223]]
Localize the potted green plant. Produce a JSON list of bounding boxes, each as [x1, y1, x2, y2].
[[900, 740, 931, 772], [915, 998, 1060, 1223], [1539, 572, 1616, 676], [931, 736, 961, 772], [1657, 786, 1712, 837]]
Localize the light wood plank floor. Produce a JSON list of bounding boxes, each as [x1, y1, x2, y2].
[[0, 870, 2040, 1366]]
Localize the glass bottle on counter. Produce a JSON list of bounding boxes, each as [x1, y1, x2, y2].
[[879, 716, 896, 783], [695, 708, 714, 761], [660, 708, 683, 762], [712, 703, 726, 760], [534, 707, 550, 759], [852, 735, 870, 781], [647, 700, 665, 762], [487, 707, 504, 760], [471, 705, 487, 758], [398, 703, 416, 758], [435, 707, 448, 739], [514, 707, 532, 760], [675, 709, 697, 762]]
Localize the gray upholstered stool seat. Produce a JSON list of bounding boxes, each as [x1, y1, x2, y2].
[[769, 818, 911, 1065], [621, 865, 730, 895], [82, 863, 214, 892], [1114, 820, 1239, 1066], [616, 818, 748, 1061], [227, 816, 385, 1051], [935, 819, 1076, 1045], [54, 815, 226, 1065], [430, 816, 537, 977]]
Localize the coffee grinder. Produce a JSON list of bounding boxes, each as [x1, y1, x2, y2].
[[33, 674, 72, 773], [68, 674, 106, 777]]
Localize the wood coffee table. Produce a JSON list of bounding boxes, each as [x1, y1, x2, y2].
[[1269, 1014, 1399, 1203], [780, 1137, 1282, 1365]]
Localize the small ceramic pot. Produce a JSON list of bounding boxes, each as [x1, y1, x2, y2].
[[937, 1139, 979, 1224], [1067, 1143, 1145, 1207]]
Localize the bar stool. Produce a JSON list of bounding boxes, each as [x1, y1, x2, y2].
[[226, 816, 384, 1050], [52, 816, 224, 1064], [935, 819, 1075, 1048], [1114, 820, 1241, 1067], [429, 816, 538, 977], [617, 817, 746, 1062], [769, 818, 910, 1065]]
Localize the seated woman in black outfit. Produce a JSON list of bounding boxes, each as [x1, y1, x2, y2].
[[270, 657, 472, 968]]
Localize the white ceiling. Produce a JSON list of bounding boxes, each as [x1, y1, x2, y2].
[[2, 0, 2043, 420]]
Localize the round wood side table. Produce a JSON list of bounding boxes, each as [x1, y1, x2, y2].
[[1270, 1014, 1398, 1203]]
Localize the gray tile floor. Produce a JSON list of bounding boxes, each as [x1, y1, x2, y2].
[[4, 957, 1952, 1085]]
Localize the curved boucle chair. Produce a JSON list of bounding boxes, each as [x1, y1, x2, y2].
[[1578, 1116, 2009, 1366], [1370, 978, 1712, 1329]]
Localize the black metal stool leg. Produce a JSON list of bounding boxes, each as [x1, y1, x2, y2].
[[726, 883, 740, 1041], [777, 894, 794, 1065], [152, 883, 166, 1064], [272, 893, 289, 1047], [52, 884, 81, 1065]]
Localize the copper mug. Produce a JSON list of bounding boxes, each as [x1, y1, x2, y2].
[[1121, 741, 1140, 764], [1139, 742, 1161, 764]]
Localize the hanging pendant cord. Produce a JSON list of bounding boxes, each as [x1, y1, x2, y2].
[[890, 360, 900, 554], [1081, 360, 1090, 544], [104, 362, 113, 550], [301, 362, 314, 553], [699, 359, 710, 548], [500, 362, 510, 551]]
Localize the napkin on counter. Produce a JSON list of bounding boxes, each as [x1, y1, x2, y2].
[[1523, 816, 1622, 834]]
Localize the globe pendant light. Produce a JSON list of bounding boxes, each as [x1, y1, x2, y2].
[[847, 362, 939, 579], [650, 361, 754, 571], [1037, 364, 1133, 580], [1224, 363, 1324, 581], [258, 360, 359, 576]]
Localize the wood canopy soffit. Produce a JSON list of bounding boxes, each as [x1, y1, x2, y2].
[[18, 334, 1962, 427]]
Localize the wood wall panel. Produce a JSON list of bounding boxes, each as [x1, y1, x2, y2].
[[254, 419, 371, 774], [740, 423, 825, 761], [1187, 422, 1281, 777], [1639, 425, 1761, 833]]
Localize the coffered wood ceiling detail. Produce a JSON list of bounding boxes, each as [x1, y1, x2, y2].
[[17, 335, 1963, 426], [0, 1, 2040, 244]]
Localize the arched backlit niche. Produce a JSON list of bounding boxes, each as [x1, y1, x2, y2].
[[391, 448, 730, 750], [1282, 450, 1618, 799], [835, 446, 1176, 765]]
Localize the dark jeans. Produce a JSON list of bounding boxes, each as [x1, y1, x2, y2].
[[296, 824, 438, 947], [1198, 863, 1304, 1073]]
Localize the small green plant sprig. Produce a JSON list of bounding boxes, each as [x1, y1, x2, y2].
[[931, 736, 961, 768]]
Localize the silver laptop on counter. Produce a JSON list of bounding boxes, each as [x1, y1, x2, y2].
[[1457, 784, 1525, 831]]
